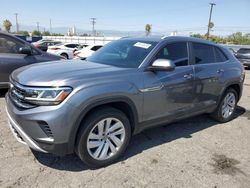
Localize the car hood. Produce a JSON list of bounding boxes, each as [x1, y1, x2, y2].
[[11, 60, 133, 87]]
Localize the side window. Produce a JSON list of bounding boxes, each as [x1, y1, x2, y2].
[[65, 44, 77, 48], [155, 42, 188, 67], [193, 43, 215, 64], [0, 35, 24, 54], [214, 47, 228, 62], [91, 46, 102, 51]]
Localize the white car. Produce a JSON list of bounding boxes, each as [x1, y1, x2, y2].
[[73, 44, 103, 60], [47, 43, 83, 59]]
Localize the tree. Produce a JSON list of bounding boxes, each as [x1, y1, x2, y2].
[[191, 32, 250, 45], [51, 33, 64, 36], [191, 33, 204, 39], [3, 19, 12, 33], [42, 31, 51, 36], [145, 24, 152, 36], [16, 30, 29, 36], [32, 30, 41, 36]]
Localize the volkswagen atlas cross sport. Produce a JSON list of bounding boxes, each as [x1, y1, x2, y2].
[[6, 36, 245, 167]]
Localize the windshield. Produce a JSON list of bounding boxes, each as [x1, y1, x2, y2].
[[87, 39, 157, 68]]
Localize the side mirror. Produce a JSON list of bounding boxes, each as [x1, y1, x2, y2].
[[146, 59, 175, 71], [19, 46, 32, 55]]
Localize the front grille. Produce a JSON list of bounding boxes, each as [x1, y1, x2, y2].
[[9, 82, 37, 109]]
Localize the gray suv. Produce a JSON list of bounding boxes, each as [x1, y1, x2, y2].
[[5, 36, 245, 167]]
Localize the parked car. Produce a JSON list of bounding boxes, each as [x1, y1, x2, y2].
[[32, 39, 62, 52], [47, 43, 83, 59], [6, 36, 245, 167], [0, 32, 62, 88], [235, 48, 250, 68], [74, 44, 103, 60]]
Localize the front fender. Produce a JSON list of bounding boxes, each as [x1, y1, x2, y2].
[[65, 81, 143, 153]]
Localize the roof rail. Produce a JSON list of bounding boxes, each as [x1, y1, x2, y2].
[[161, 35, 169, 39]]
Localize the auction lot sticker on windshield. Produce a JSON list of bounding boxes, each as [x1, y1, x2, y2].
[[134, 42, 151, 49]]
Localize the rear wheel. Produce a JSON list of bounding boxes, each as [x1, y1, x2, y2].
[[210, 88, 238, 122], [60, 53, 68, 59], [76, 107, 131, 167]]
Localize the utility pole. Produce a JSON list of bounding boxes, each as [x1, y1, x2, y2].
[[90, 18, 96, 36], [206, 2, 216, 39], [49, 19, 52, 34], [36, 22, 40, 32], [14, 13, 19, 33]]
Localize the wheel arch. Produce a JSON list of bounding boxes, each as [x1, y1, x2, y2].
[[68, 97, 139, 153], [219, 82, 242, 103]]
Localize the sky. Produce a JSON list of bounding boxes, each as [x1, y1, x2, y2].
[[0, 0, 250, 36]]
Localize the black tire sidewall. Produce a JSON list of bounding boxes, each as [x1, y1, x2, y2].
[[76, 108, 131, 168], [61, 53, 68, 59]]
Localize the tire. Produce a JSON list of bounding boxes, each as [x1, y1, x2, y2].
[[210, 88, 238, 122], [60, 53, 68, 59], [76, 107, 131, 168]]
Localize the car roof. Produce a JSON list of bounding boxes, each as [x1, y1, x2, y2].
[[238, 48, 250, 50], [0, 31, 30, 44], [120, 35, 218, 46]]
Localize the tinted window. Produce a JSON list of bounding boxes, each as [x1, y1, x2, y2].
[[193, 43, 215, 64], [237, 48, 250, 54], [91, 45, 102, 51], [65, 44, 78, 48], [0, 35, 24, 54], [87, 40, 157, 68], [155, 42, 188, 67], [214, 47, 228, 62]]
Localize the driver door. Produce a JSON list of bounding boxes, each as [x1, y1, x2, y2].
[[142, 42, 195, 122], [0, 34, 37, 83]]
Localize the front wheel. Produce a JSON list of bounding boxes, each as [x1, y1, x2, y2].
[[210, 88, 238, 122], [76, 107, 131, 168]]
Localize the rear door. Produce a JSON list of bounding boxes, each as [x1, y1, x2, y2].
[[143, 42, 195, 121], [191, 42, 229, 109]]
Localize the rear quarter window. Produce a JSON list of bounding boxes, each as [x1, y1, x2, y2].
[[193, 43, 215, 64], [214, 47, 228, 62]]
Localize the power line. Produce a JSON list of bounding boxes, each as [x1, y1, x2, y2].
[[36, 22, 40, 32], [90, 18, 96, 36], [207, 2, 216, 39], [50, 19, 52, 33], [14, 13, 19, 33]]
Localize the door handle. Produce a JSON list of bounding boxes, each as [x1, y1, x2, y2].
[[184, 74, 193, 80], [217, 69, 224, 74]]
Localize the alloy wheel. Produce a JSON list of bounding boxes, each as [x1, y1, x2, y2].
[[221, 92, 236, 119], [86, 118, 126, 160]]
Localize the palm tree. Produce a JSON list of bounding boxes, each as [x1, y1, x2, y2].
[[145, 24, 152, 36], [3, 20, 12, 33]]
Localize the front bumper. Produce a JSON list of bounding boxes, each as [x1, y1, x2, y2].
[[6, 108, 47, 153], [239, 59, 250, 66], [5, 93, 77, 156]]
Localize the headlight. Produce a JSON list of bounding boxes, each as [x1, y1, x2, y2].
[[20, 87, 72, 106]]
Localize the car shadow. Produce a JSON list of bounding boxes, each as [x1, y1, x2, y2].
[[0, 89, 8, 98], [31, 106, 245, 171]]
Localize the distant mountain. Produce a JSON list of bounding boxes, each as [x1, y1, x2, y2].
[[12, 24, 168, 37]]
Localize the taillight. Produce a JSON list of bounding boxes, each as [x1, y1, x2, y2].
[[49, 48, 60, 50], [74, 51, 81, 56]]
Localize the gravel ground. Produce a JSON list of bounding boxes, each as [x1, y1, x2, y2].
[[0, 70, 250, 188]]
